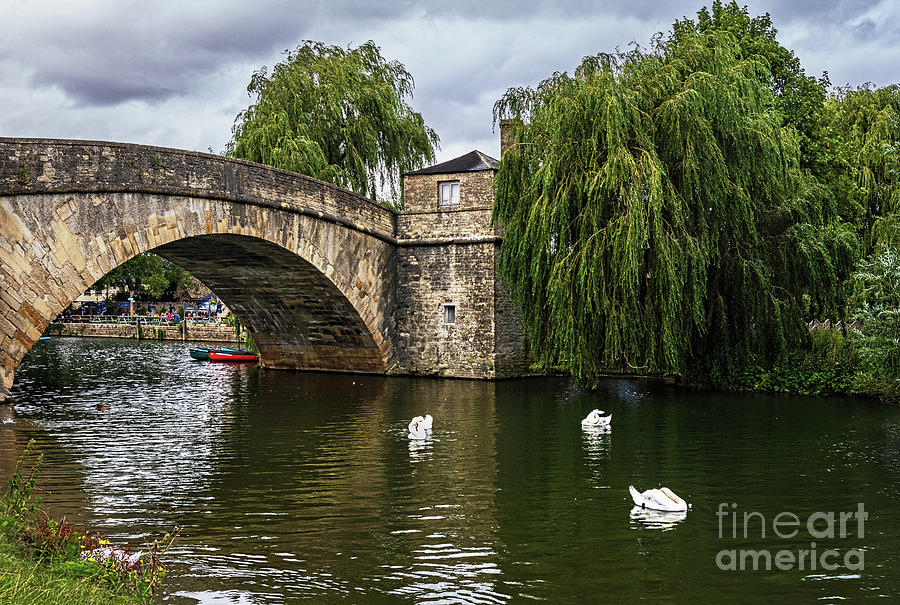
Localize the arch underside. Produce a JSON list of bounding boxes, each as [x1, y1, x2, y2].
[[156, 235, 385, 374]]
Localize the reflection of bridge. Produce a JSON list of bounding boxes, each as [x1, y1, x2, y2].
[[0, 138, 527, 402]]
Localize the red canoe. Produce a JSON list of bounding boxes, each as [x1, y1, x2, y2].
[[208, 351, 259, 363]]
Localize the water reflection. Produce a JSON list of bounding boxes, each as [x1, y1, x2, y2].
[[408, 438, 433, 462], [629, 506, 687, 531], [581, 426, 611, 489], [382, 381, 507, 603], [7, 338, 900, 602]]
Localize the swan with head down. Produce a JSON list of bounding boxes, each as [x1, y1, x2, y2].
[[581, 409, 611, 427], [629, 485, 688, 512], [408, 416, 427, 440], [420, 414, 433, 431]]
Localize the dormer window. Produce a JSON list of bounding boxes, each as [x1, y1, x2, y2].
[[439, 181, 460, 207]]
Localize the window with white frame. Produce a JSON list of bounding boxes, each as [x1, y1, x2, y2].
[[442, 303, 457, 324], [438, 180, 460, 207]]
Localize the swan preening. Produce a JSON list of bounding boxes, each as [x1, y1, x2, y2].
[[407, 415, 433, 440], [420, 414, 433, 431], [629, 485, 689, 512], [581, 409, 612, 427], [629, 506, 687, 530]]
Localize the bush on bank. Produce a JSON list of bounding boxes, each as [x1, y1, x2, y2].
[[699, 244, 898, 404]]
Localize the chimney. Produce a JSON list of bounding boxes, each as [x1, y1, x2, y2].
[[499, 119, 517, 157]]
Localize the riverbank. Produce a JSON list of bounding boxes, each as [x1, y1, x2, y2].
[[0, 441, 176, 603], [692, 330, 897, 404], [0, 531, 139, 605], [45, 320, 240, 343]]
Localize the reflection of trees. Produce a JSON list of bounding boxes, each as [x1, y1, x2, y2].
[[376, 379, 505, 602], [196, 374, 509, 601]]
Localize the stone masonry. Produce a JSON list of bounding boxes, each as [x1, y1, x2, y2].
[[0, 137, 528, 402], [395, 152, 529, 378], [49, 321, 238, 342]]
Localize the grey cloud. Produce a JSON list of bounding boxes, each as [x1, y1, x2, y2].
[[1, 0, 897, 159], [15, 0, 890, 108], [10, 1, 321, 106], [34, 72, 176, 105]]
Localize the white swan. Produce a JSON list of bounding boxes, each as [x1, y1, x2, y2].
[[629, 506, 687, 530], [581, 409, 611, 427], [629, 485, 688, 512], [408, 416, 427, 440], [420, 414, 433, 431]]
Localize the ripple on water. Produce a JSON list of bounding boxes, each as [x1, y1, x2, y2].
[[6, 338, 900, 603]]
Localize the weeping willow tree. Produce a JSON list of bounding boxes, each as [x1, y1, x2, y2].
[[825, 84, 900, 252], [227, 40, 439, 203], [493, 29, 854, 387]]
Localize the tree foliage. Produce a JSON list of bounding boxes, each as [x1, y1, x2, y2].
[[227, 40, 439, 203], [847, 246, 900, 402], [492, 26, 854, 387], [91, 253, 196, 301], [671, 1, 831, 172], [824, 84, 900, 252]]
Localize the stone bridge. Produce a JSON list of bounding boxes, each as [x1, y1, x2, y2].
[[0, 138, 527, 402]]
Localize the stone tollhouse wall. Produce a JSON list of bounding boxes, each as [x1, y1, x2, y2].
[[394, 167, 528, 378]]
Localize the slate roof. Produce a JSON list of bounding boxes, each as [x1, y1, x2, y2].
[[404, 150, 499, 176]]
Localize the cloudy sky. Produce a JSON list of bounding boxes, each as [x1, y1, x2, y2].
[[1, 0, 897, 163]]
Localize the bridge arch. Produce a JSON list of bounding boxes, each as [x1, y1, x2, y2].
[[0, 139, 398, 400]]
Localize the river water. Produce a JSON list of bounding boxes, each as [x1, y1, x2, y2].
[[2, 337, 899, 602]]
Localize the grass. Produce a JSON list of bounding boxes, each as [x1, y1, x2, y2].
[[0, 531, 138, 605]]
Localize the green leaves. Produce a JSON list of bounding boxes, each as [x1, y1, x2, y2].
[[824, 84, 900, 253], [493, 23, 848, 387], [227, 40, 438, 203], [91, 253, 195, 301], [3, 440, 42, 523], [847, 246, 900, 402]]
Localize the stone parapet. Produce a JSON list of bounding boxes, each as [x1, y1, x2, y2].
[[0, 137, 396, 241]]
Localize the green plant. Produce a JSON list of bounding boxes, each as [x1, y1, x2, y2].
[[27, 515, 81, 559], [17, 164, 30, 185], [493, 19, 854, 389], [847, 246, 900, 402], [2, 442, 179, 601], [227, 40, 438, 200], [3, 440, 43, 524]]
